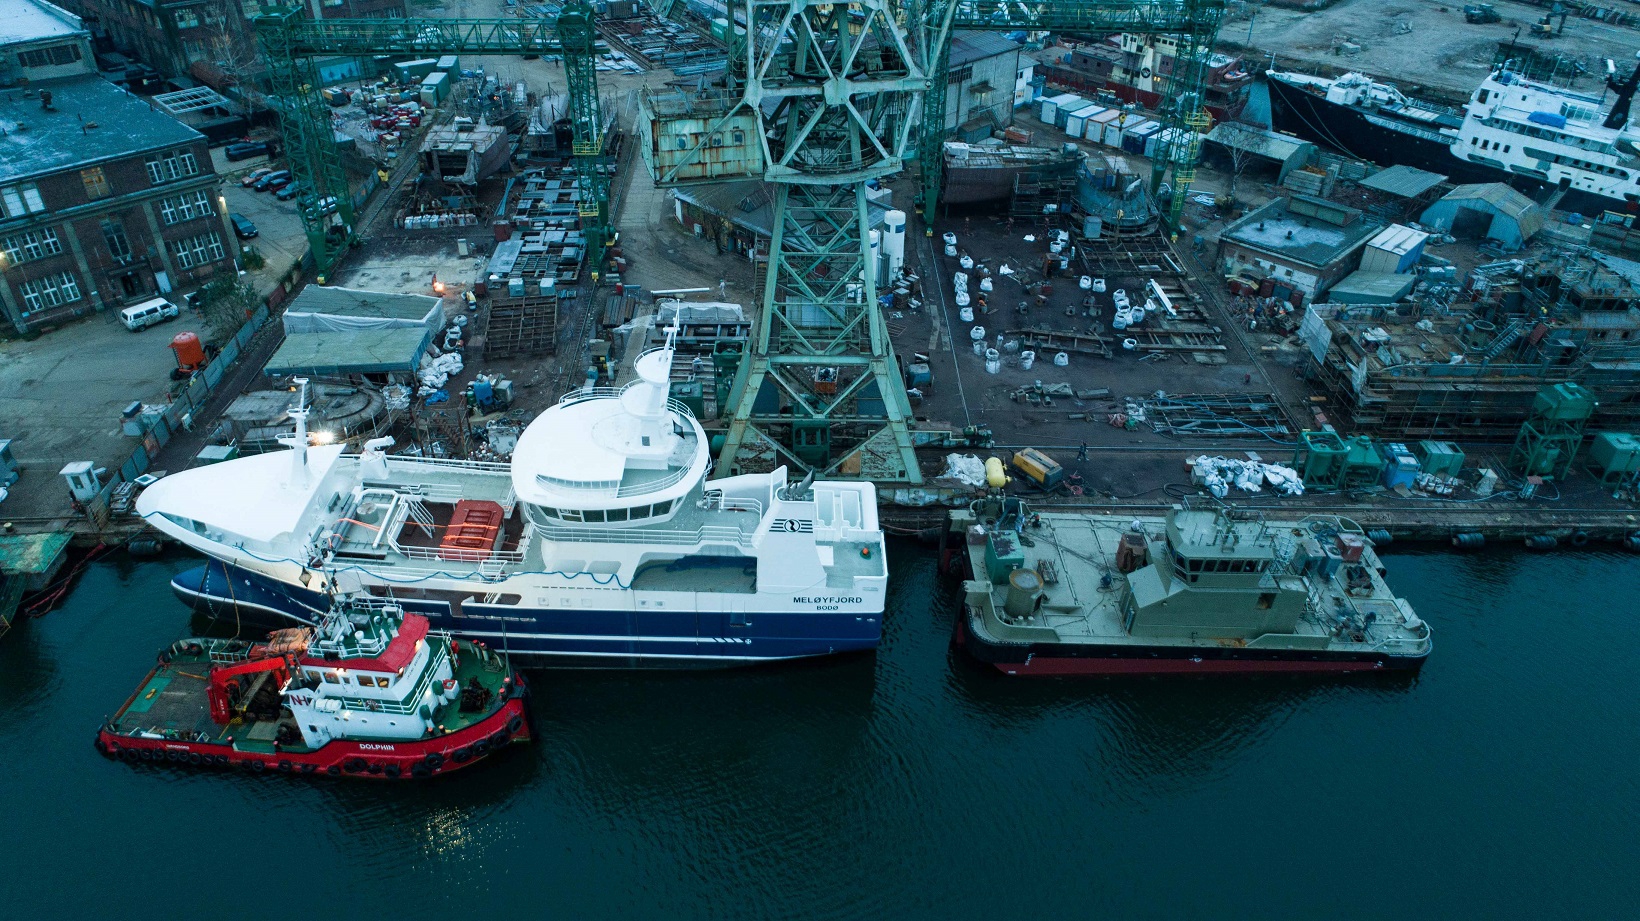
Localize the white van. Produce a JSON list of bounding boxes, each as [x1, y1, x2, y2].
[[119, 297, 180, 331]]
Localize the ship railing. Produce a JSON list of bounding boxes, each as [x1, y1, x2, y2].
[[207, 644, 254, 667], [1369, 633, 1433, 655], [393, 544, 529, 565], [533, 521, 755, 548], [557, 386, 699, 422], [535, 459, 698, 499], [373, 454, 513, 475]]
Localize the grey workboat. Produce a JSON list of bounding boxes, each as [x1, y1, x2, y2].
[[950, 498, 1432, 676]]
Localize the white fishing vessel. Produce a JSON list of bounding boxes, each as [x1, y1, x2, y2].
[[1267, 55, 1640, 216], [136, 320, 888, 667]]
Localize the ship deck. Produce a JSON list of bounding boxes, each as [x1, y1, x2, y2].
[[103, 641, 515, 754], [963, 512, 1423, 655]]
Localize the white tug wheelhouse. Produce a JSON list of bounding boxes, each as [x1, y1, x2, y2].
[[283, 603, 456, 748]]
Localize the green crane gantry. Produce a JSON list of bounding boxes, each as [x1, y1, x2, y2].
[[644, 1, 1225, 485], [253, 5, 611, 277]]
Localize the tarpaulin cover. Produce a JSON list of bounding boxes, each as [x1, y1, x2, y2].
[[281, 285, 443, 335]]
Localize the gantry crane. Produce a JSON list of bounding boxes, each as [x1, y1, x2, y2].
[[645, 1, 1224, 485], [258, 2, 1224, 485], [254, 5, 612, 277]]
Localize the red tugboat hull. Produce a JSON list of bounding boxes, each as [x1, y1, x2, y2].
[[96, 676, 529, 780]]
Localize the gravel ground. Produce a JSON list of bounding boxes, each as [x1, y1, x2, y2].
[[1234, 0, 1640, 103]]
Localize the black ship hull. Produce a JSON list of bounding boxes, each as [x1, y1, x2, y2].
[[1266, 75, 1633, 218]]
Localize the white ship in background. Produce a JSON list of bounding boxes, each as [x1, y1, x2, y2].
[[136, 321, 888, 668], [1268, 54, 1640, 216]]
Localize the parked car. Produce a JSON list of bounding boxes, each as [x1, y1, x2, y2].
[[275, 183, 301, 201], [119, 297, 181, 331], [240, 167, 274, 188], [225, 141, 273, 161], [253, 170, 292, 192], [229, 213, 258, 239]]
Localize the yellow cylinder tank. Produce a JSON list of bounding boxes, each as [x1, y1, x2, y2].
[[984, 456, 1008, 488]]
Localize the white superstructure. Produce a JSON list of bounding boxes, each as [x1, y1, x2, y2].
[[1456, 67, 1640, 202], [136, 320, 888, 666]]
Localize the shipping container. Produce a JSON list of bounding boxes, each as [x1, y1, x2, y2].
[[420, 71, 451, 106], [1052, 96, 1089, 129], [1102, 113, 1136, 148], [1122, 121, 1161, 155], [1083, 109, 1120, 143], [1038, 93, 1080, 125], [1064, 105, 1104, 140], [393, 58, 438, 83], [1360, 224, 1430, 275]]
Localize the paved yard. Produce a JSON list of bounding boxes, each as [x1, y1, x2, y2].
[[0, 311, 204, 519]]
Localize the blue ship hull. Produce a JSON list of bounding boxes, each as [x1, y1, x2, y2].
[[171, 561, 881, 669]]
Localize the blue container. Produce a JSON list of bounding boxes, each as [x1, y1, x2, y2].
[[1380, 442, 1420, 489]]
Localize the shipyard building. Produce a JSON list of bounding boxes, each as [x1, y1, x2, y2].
[[0, 0, 235, 334], [1218, 195, 1384, 305]]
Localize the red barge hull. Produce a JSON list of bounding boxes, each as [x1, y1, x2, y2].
[[96, 683, 529, 780]]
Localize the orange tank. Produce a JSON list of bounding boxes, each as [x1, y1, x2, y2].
[[170, 331, 206, 369]]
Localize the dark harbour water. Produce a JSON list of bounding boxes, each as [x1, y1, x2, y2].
[[2, 542, 1637, 920]]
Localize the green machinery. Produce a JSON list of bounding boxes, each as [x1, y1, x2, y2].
[[1589, 433, 1640, 485], [254, 6, 611, 277], [919, 1, 1225, 229], [1294, 430, 1386, 491], [1509, 382, 1594, 481]]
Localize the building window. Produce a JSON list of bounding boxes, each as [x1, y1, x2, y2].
[[145, 150, 200, 185], [1, 183, 46, 217], [17, 271, 82, 315], [170, 231, 226, 269], [101, 220, 133, 261], [158, 190, 214, 225], [81, 167, 111, 200], [0, 228, 62, 265], [947, 65, 974, 85], [174, 9, 200, 28], [17, 44, 82, 69]]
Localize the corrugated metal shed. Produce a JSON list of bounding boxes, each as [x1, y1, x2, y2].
[[1420, 182, 1545, 249], [1360, 224, 1429, 274], [1327, 271, 1417, 305], [265, 327, 434, 378], [1204, 123, 1314, 184], [1359, 164, 1447, 199], [950, 32, 1021, 67]]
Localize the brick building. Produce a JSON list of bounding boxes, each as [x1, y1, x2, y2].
[[0, 7, 236, 334], [63, 0, 407, 86]]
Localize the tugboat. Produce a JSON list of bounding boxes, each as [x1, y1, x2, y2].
[[950, 498, 1431, 676], [96, 598, 528, 778]]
